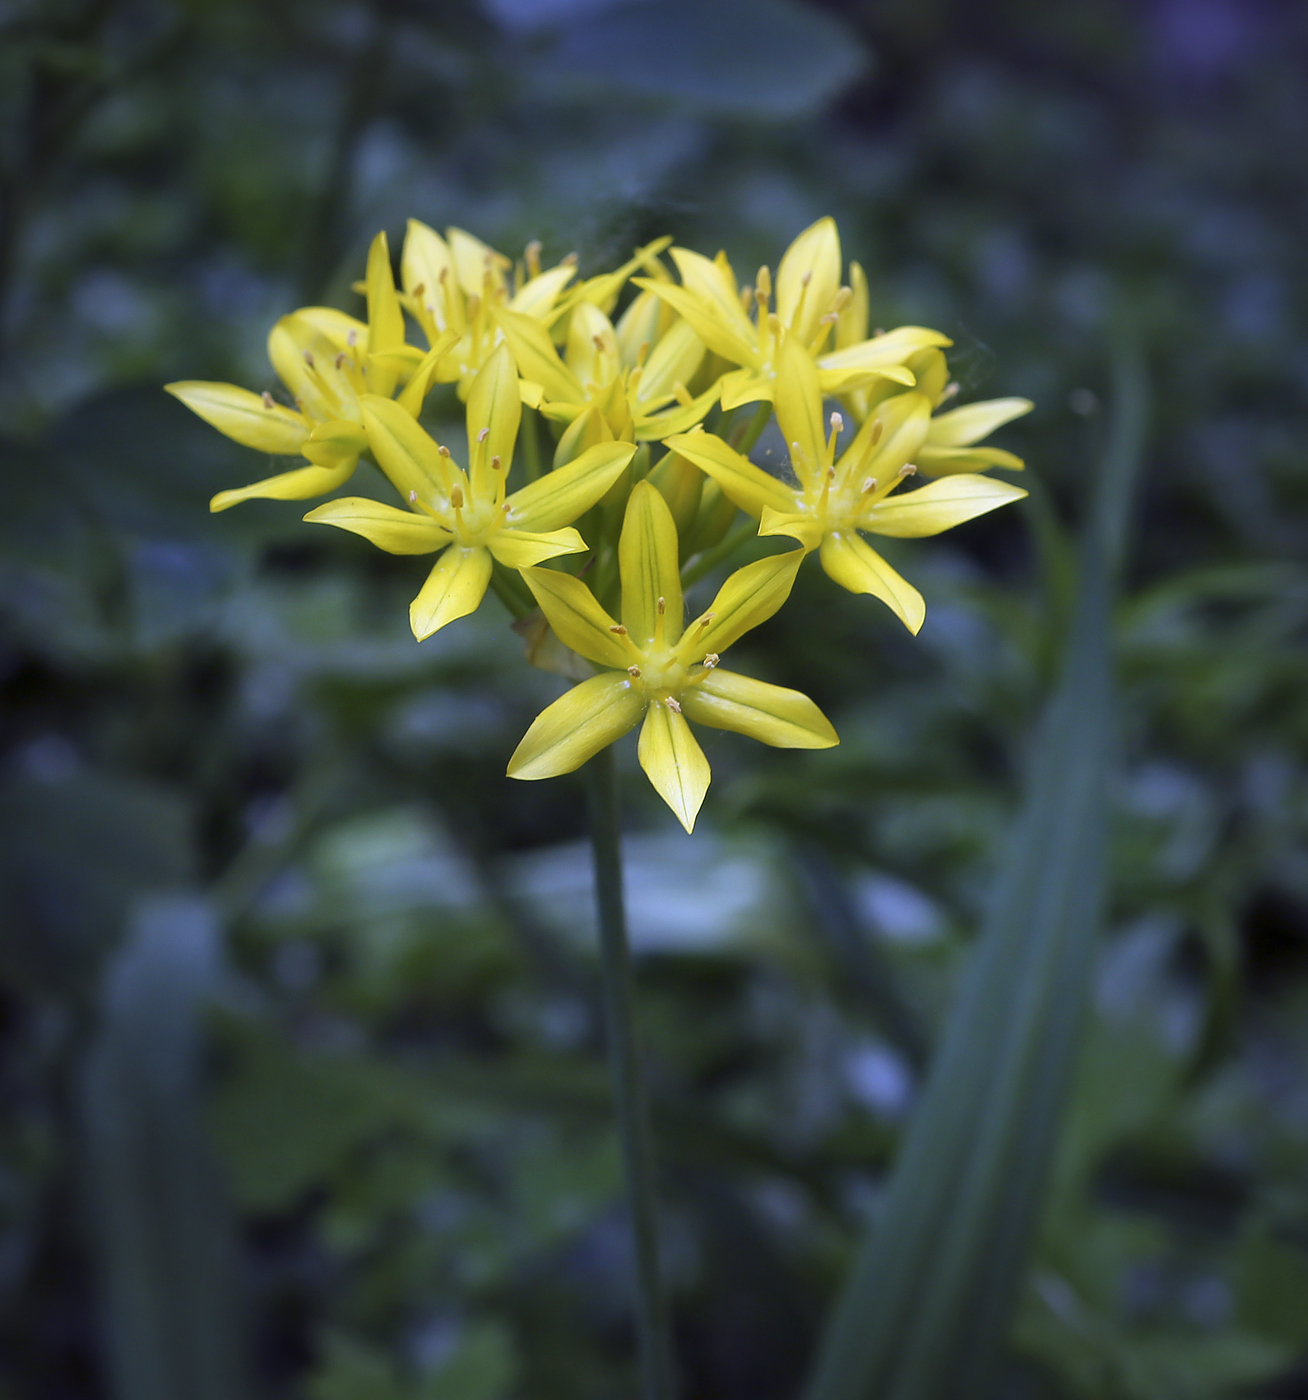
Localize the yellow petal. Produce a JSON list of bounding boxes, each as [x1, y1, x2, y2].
[[663, 430, 794, 519], [863, 475, 1028, 538], [487, 527, 587, 568], [365, 231, 406, 397], [553, 403, 614, 470], [267, 315, 339, 418], [836, 260, 869, 349], [818, 325, 952, 376], [619, 482, 683, 648], [819, 531, 925, 634], [773, 334, 827, 489], [494, 305, 584, 404], [616, 286, 673, 367], [645, 451, 703, 540], [209, 462, 354, 513], [670, 247, 753, 343], [677, 549, 804, 662], [633, 318, 705, 405], [359, 394, 449, 500], [165, 381, 309, 454], [927, 397, 1033, 447], [718, 367, 773, 412], [508, 263, 576, 318], [836, 390, 931, 481], [448, 226, 510, 298], [409, 546, 492, 640], [818, 361, 916, 396], [304, 497, 450, 554], [916, 445, 1026, 476], [466, 342, 522, 498], [638, 701, 711, 833], [518, 566, 631, 669], [681, 667, 838, 749], [508, 672, 645, 780], [396, 329, 460, 415], [776, 216, 841, 345], [758, 506, 823, 550], [633, 271, 756, 367], [633, 379, 722, 441], [292, 306, 369, 349], [400, 218, 452, 305], [302, 418, 368, 471], [506, 441, 637, 532]]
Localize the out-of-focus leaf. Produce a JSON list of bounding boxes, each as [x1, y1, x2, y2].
[[539, 0, 869, 121], [81, 896, 245, 1400], [803, 336, 1147, 1400], [0, 770, 193, 996]]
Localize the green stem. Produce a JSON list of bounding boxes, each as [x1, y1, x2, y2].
[[521, 405, 543, 483], [585, 747, 676, 1400], [728, 399, 772, 454], [679, 520, 757, 590]]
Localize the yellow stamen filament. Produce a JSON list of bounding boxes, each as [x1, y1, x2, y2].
[[654, 595, 666, 649], [871, 419, 884, 446], [672, 381, 693, 408]]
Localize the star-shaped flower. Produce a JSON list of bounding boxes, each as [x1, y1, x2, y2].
[[167, 231, 453, 512], [304, 345, 635, 639], [507, 482, 835, 832], [666, 335, 1028, 634], [632, 216, 949, 412]]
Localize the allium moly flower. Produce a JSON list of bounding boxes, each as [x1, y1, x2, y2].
[[835, 287, 1034, 475], [494, 293, 719, 444], [507, 482, 835, 832], [633, 216, 948, 412], [304, 345, 636, 640], [167, 231, 451, 512], [401, 220, 671, 399], [667, 336, 1028, 634]]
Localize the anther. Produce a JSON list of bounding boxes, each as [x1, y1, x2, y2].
[[874, 327, 885, 336], [703, 653, 719, 669], [477, 427, 490, 444], [408, 490, 418, 503], [450, 485, 464, 509], [657, 596, 666, 615], [899, 463, 918, 477], [261, 391, 274, 409], [862, 477, 878, 494], [490, 454, 501, 470], [562, 252, 578, 266], [827, 466, 836, 483], [943, 382, 960, 400], [592, 334, 606, 351], [756, 266, 772, 298], [628, 665, 642, 678], [502, 502, 511, 513], [829, 411, 843, 434], [303, 351, 315, 367], [438, 445, 451, 457], [696, 613, 715, 629], [871, 419, 884, 445], [439, 267, 449, 284], [411, 282, 425, 299], [335, 352, 346, 369], [830, 286, 853, 313], [525, 240, 542, 278], [347, 330, 358, 346], [666, 697, 682, 713], [610, 625, 628, 635]]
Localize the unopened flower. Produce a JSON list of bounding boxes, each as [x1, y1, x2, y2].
[[167, 231, 453, 512], [633, 216, 948, 411], [667, 335, 1027, 634], [304, 345, 635, 639], [507, 482, 835, 832]]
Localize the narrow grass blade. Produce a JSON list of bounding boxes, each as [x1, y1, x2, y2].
[[802, 335, 1147, 1400]]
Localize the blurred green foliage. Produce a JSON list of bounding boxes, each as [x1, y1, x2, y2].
[[3, 2, 1308, 1399]]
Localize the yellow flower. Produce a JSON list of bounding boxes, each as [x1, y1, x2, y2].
[[304, 344, 636, 640], [835, 286, 1033, 475], [400, 220, 672, 399], [507, 481, 835, 832], [632, 216, 949, 411], [666, 335, 1028, 635], [167, 231, 452, 513], [493, 292, 719, 443]]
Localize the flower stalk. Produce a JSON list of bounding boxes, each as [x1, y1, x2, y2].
[[585, 746, 676, 1400]]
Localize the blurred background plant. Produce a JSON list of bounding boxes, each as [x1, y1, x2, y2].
[[4, 1, 1308, 1398]]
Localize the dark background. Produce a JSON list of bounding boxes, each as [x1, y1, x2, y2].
[[3, 1, 1308, 1398]]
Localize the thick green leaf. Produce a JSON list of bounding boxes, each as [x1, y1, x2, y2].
[[803, 336, 1148, 1400]]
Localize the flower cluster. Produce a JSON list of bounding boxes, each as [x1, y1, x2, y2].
[[169, 218, 1030, 830]]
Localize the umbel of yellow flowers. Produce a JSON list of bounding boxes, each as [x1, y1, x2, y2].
[[508, 483, 836, 832], [169, 215, 1033, 828]]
